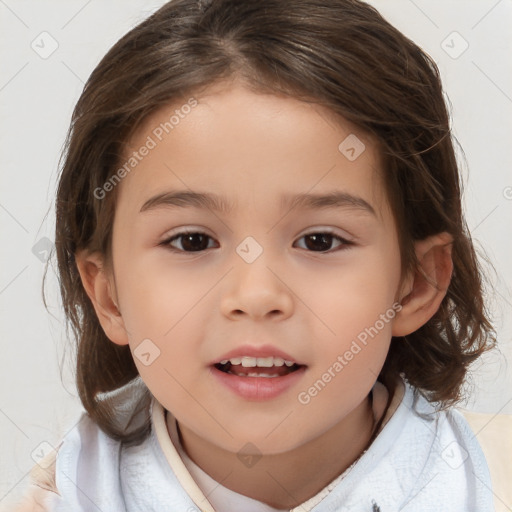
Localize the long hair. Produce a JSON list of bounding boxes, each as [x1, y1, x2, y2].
[[45, 0, 496, 444]]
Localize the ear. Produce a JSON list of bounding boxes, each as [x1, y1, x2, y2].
[[392, 232, 453, 337], [75, 250, 129, 346]]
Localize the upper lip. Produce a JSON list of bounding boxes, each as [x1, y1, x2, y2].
[[210, 344, 305, 366]]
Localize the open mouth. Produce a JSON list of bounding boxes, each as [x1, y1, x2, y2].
[[213, 360, 305, 378], [211, 355, 308, 399]]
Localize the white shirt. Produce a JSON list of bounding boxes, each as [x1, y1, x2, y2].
[[21, 377, 495, 511]]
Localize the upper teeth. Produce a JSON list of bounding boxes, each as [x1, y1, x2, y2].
[[219, 356, 295, 367]]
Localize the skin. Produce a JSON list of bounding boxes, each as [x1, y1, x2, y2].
[[77, 78, 453, 508]]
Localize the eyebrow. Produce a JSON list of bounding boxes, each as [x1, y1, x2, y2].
[[139, 190, 376, 216]]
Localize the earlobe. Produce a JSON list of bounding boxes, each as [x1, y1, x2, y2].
[[75, 250, 129, 346], [392, 232, 453, 337]]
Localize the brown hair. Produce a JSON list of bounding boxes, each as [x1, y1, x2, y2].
[[45, 0, 496, 443]]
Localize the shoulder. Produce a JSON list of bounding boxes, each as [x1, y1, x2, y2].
[[6, 412, 124, 512], [460, 409, 512, 512], [2, 449, 59, 512], [298, 381, 496, 511], [394, 383, 495, 510]]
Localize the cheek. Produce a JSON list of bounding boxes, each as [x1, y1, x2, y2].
[[127, 310, 203, 415], [116, 253, 211, 338], [297, 304, 395, 424], [305, 245, 400, 386], [114, 259, 211, 396], [309, 287, 395, 385], [312, 251, 400, 336]]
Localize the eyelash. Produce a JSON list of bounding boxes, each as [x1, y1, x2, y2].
[[159, 229, 354, 254]]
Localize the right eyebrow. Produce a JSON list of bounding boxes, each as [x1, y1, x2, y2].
[[140, 190, 234, 214]]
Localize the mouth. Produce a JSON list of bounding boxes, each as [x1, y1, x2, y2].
[[210, 355, 307, 400], [213, 358, 306, 378]]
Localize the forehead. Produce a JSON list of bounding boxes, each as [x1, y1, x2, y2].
[[115, 81, 387, 219]]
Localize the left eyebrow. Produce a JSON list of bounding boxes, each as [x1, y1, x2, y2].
[[139, 189, 376, 217], [280, 191, 376, 217]]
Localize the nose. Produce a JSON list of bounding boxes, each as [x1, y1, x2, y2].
[[220, 252, 294, 321]]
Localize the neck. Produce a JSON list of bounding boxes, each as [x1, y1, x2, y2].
[[174, 393, 381, 509]]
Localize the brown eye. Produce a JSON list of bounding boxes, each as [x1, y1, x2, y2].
[[294, 232, 352, 252], [163, 231, 216, 252]]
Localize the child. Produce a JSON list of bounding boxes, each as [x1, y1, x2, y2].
[[12, 0, 497, 510]]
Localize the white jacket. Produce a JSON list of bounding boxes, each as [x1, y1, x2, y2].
[[8, 378, 494, 512]]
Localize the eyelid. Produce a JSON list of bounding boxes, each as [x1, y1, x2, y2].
[[159, 225, 213, 241], [298, 226, 354, 241]]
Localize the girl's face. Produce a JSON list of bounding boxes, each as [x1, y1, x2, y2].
[[109, 79, 404, 454]]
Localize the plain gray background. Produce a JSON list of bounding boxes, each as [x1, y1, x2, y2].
[[1, 0, 511, 505]]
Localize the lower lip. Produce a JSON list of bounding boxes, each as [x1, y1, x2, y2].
[[210, 365, 307, 401]]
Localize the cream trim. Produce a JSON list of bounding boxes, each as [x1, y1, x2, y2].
[[151, 399, 217, 512]]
